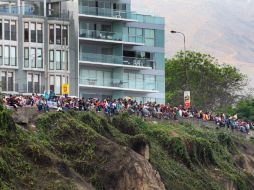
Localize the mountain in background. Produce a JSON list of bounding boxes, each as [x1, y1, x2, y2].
[[133, 0, 254, 87]]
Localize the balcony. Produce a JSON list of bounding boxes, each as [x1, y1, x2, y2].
[[79, 29, 144, 45], [79, 52, 154, 69], [79, 6, 164, 25], [79, 78, 157, 93], [79, 6, 136, 22]]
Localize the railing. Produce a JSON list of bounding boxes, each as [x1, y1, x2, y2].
[[79, 5, 165, 24], [79, 29, 122, 41], [0, 6, 70, 20], [79, 52, 154, 68], [79, 29, 145, 44], [79, 6, 133, 19], [123, 57, 154, 68], [79, 78, 156, 91]]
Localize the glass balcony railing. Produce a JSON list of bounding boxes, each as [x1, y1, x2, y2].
[[79, 52, 154, 68], [79, 6, 133, 19], [79, 29, 123, 41], [79, 5, 164, 24], [79, 78, 156, 91], [79, 29, 145, 44]]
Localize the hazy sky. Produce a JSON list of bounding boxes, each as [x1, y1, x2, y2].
[[132, 0, 254, 87]]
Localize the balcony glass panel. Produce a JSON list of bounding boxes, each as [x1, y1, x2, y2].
[[79, 52, 154, 68], [79, 29, 122, 41], [79, 78, 156, 91], [79, 6, 132, 19]]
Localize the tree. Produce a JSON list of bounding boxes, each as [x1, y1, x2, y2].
[[230, 98, 254, 121], [165, 51, 247, 111]]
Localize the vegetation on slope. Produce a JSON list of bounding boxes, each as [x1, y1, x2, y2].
[[1, 108, 254, 190]]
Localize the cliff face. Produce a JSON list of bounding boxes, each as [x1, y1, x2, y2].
[[1, 107, 254, 190], [0, 108, 165, 190]]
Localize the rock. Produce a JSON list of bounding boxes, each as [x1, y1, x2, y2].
[[95, 140, 165, 190]]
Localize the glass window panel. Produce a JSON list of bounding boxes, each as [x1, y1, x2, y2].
[[28, 73, 33, 92], [30, 22, 36, 42], [1, 71, 7, 91], [24, 47, 29, 68], [49, 50, 54, 70], [49, 75, 55, 92], [4, 20, 10, 40], [56, 25, 61, 45], [55, 75, 61, 94], [10, 46, 16, 66], [145, 29, 155, 38], [62, 25, 68, 45], [37, 23, 43, 43], [37, 48, 42, 68], [56, 50, 61, 70], [0, 46, 2, 65], [24, 22, 29, 42], [34, 74, 40, 93], [31, 48, 36, 68], [7, 72, 13, 91], [129, 28, 136, 36], [4, 46, 9, 65], [62, 51, 65, 70], [0, 20, 2, 40], [49, 24, 54, 44], [11, 20, 16, 41]]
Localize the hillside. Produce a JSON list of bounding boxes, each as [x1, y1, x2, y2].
[[1, 107, 254, 190]]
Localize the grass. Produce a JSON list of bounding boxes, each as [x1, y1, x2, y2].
[[0, 108, 254, 190]]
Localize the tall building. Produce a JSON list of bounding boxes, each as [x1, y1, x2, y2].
[[0, 0, 165, 103]]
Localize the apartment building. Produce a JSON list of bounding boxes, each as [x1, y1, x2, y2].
[[0, 0, 165, 103]]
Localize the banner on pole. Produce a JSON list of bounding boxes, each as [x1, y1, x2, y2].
[[184, 91, 191, 109], [62, 83, 69, 95]]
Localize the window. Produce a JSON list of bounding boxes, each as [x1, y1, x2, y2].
[[49, 75, 55, 92], [30, 22, 36, 42], [24, 47, 29, 68], [24, 22, 29, 42], [56, 50, 61, 70], [7, 72, 14, 91], [1, 71, 7, 91], [31, 48, 36, 68], [10, 46, 16, 66], [10, 20, 16, 41], [37, 48, 42, 68], [62, 25, 68, 45], [62, 51, 68, 70], [27, 73, 33, 92], [0, 20, 2, 40], [34, 74, 39, 93], [37, 23, 43, 43], [0, 46, 2, 65], [56, 25, 61, 45], [145, 29, 155, 46], [4, 20, 10, 40], [55, 75, 61, 94], [49, 50, 54, 70], [28, 73, 40, 93], [49, 24, 54, 44], [4, 46, 9, 65]]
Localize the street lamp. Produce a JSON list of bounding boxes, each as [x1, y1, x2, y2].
[[170, 30, 189, 90], [170, 30, 186, 52]]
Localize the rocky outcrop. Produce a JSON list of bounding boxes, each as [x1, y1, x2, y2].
[[95, 139, 165, 190]]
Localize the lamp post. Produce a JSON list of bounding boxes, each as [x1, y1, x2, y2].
[[170, 30, 186, 52], [170, 30, 188, 90]]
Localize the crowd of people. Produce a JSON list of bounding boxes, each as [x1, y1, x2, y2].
[[2, 93, 254, 134]]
